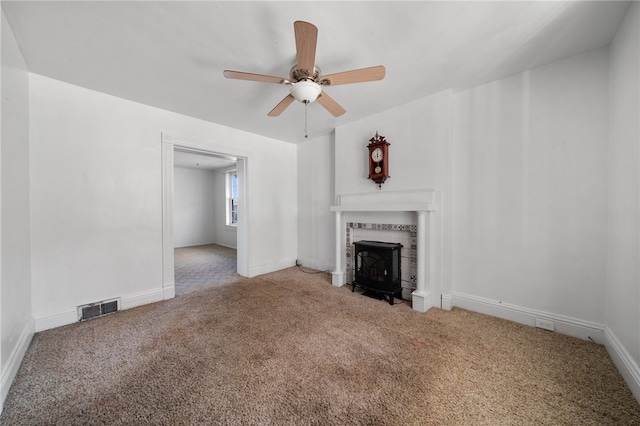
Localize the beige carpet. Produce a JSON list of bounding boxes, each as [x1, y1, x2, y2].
[[2, 267, 639, 425], [174, 244, 243, 295]]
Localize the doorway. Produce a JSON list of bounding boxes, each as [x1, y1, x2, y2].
[[172, 149, 239, 295], [161, 133, 248, 300]]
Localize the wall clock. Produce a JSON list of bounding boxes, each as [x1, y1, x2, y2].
[[367, 132, 390, 188]]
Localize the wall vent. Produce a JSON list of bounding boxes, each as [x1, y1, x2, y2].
[[78, 298, 120, 321]]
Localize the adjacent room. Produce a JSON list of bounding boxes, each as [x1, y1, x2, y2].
[[1, 1, 639, 423], [172, 149, 241, 295]]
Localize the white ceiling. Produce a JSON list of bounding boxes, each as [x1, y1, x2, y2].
[[2, 1, 632, 144]]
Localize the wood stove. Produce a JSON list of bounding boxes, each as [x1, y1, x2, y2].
[[352, 240, 402, 305]]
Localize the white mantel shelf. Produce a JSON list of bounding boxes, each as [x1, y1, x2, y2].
[[330, 188, 437, 213], [330, 189, 440, 313], [330, 203, 436, 212]]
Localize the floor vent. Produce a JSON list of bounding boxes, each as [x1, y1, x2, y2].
[[78, 299, 120, 321]]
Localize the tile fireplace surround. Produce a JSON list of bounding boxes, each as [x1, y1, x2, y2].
[[330, 189, 440, 313], [346, 223, 416, 300]]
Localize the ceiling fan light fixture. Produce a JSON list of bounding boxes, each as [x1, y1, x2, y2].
[[224, 21, 384, 118], [290, 79, 321, 103]]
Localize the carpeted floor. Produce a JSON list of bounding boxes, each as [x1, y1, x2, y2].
[[2, 267, 639, 425], [174, 244, 243, 295]]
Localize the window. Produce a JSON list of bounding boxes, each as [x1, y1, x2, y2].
[[226, 170, 238, 226]]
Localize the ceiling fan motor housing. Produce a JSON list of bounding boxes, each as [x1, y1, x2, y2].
[[289, 65, 321, 82]]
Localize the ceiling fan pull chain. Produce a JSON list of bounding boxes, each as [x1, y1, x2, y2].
[[304, 101, 309, 138]]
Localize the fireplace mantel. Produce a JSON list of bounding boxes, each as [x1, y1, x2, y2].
[[330, 188, 437, 213], [330, 189, 440, 313]]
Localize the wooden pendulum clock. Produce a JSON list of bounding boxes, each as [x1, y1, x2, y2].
[[367, 131, 390, 189]]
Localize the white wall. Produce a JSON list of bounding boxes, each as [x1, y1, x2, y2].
[[213, 167, 237, 249], [296, 133, 334, 271], [29, 74, 297, 331], [299, 47, 614, 338], [0, 11, 33, 410], [173, 166, 216, 248], [606, 2, 640, 400], [335, 90, 452, 198], [452, 48, 610, 333], [333, 90, 453, 299]]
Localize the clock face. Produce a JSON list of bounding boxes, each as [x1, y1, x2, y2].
[[371, 147, 384, 163]]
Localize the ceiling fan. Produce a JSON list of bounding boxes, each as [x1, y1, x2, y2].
[[223, 21, 386, 119]]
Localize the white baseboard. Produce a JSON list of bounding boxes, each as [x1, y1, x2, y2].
[[1, 319, 35, 412], [451, 292, 605, 343], [35, 288, 165, 332], [174, 241, 216, 249], [117, 288, 164, 311], [441, 293, 453, 310], [604, 327, 640, 404], [411, 290, 431, 313], [163, 284, 175, 300], [332, 271, 345, 287], [212, 242, 237, 250], [248, 259, 298, 278], [35, 309, 77, 332], [296, 258, 333, 274]]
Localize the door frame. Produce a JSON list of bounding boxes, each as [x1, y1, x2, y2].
[[161, 133, 249, 299]]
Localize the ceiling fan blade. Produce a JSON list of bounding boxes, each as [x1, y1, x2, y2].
[[223, 70, 290, 85], [316, 91, 346, 117], [268, 94, 295, 117], [294, 21, 318, 77], [319, 66, 386, 86]]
